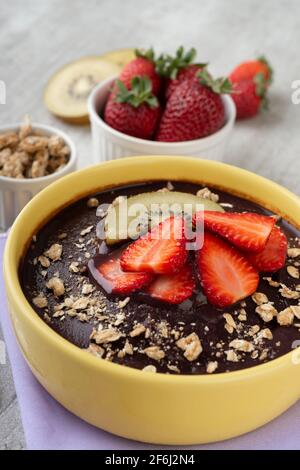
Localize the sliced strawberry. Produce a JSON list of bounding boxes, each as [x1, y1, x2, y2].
[[89, 249, 153, 295], [196, 231, 259, 308], [120, 216, 187, 274], [146, 263, 196, 304], [247, 226, 287, 272], [194, 211, 275, 252]]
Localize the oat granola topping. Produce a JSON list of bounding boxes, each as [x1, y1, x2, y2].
[[87, 197, 99, 208], [80, 225, 94, 236], [129, 324, 146, 337], [38, 255, 50, 268], [32, 294, 48, 308], [252, 292, 268, 305], [249, 325, 260, 336], [86, 343, 105, 358], [167, 364, 180, 373], [142, 365, 157, 373], [229, 339, 254, 353], [277, 308, 294, 326], [290, 305, 300, 319], [143, 346, 165, 361], [255, 303, 277, 322], [46, 277, 65, 297], [91, 327, 123, 345], [196, 187, 219, 202], [225, 349, 239, 362], [44, 243, 62, 261], [72, 297, 90, 310], [206, 361, 218, 373], [69, 261, 80, 273], [263, 277, 280, 288], [176, 333, 202, 361], [279, 285, 300, 299], [288, 248, 300, 258], [81, 283, 94, 295], [118, 297, 130, 309], [287, 265, 300, 279], [0, 117, 70, 179], [223, 313, 236, 328], [117, 340, 133, 358], [258, 328, 273, 340]]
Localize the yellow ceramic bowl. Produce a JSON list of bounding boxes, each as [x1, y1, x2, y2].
[[4, 156, 300, 445]]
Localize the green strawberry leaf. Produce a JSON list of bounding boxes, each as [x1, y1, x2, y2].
[[260, 94, 269, 111], [254, 72, 268, 97], [198, 68, 233, 94], [115, 76, 159, 108], [135, 48, 155, 62], [155, 46, 205, 79], [257, 55, 274, 85]]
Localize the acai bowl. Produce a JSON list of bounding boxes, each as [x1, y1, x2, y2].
[[3, 156, 300, 445]]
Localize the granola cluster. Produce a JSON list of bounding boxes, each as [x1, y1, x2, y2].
[[0, 116, 70, 178], [23, 185, 300, 375]]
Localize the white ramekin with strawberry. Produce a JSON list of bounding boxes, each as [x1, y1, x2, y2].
[[88, 47, 236, 162]]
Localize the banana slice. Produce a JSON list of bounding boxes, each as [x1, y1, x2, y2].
[[44, 51, 133, 124], [104, 191, 224, 245]]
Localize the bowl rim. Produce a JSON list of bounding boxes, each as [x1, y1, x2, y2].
[[0, 122, 77, 184], [4, 156, 300, 385], [87, 77, 236, 148]]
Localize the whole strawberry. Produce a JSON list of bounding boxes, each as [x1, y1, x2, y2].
[[229, 56, 273, 86], [231, 77, 267, 119], [119, 48, 161, 96], [165, 63, 205, 100], [156, 47, 206, 100], [104, 76, 160, 139], [155, 69, 232, 142]]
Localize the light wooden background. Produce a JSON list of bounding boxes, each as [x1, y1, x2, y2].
[[0, 0, 300, 449]]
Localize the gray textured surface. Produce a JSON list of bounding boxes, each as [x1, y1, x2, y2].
[[0, 327, 25, 449], [0, 0, 300, 450]]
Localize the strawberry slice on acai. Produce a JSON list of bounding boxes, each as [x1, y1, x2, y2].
[[247, 226, 287, 272], [89, 250, 153, 295], [196, 231, 259, 308], [120, 216, 187, 274], [146, 263, 196, 304], [194, 211, 275, 252]]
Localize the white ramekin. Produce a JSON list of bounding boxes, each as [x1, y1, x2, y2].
[[88, 77, 236, 163], [0, 123, 77, 231]]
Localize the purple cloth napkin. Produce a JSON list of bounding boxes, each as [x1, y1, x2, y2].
[[1, 233, 300, 450]]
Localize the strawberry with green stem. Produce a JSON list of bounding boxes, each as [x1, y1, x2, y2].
[[229, 55, 273, 119], [156, 68, 232, 142], [104, 76, 161, 139], [231, 74, 269, 119], [119, 48, 161, 96], [156, 46, 207, 100], [229, 56, 273, 86]]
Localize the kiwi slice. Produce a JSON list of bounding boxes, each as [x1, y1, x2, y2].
[[101, 48, 135, 69], [44, 52, 133, 124], [104, 191, 224, 245]]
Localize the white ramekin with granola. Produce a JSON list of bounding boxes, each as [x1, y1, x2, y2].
[[0, 117, 77, 230]]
